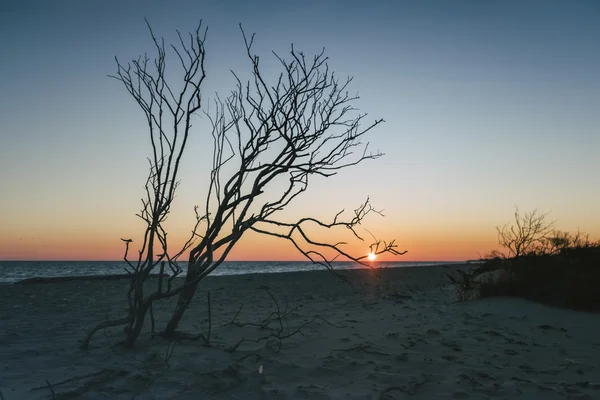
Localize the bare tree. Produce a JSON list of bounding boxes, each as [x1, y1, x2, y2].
[[82, 19, 208, 348], [496, 207, 554, 258], [543, 229, 595, 255], [82, 22, 403, 349]]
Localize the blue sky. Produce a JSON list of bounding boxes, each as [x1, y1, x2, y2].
[[1, 0, 599, 260]]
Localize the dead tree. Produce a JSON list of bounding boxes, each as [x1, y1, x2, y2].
[[82, 20, 208, 348], [161, 27, 405, 337], [82, 21, 404, 349], [496, 207, 554, 258]]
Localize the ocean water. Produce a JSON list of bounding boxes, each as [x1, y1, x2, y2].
[[0, 260, 461, 284]]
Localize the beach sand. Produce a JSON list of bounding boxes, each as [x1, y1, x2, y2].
[[1, 265, 599, 399]]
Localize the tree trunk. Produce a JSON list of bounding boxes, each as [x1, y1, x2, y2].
[[123, 300, 150, 347], [163, 274, 199, 336]]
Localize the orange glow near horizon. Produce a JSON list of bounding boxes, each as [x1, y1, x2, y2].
[[0, 227, 499, 262], [1, 209, 569, 262]]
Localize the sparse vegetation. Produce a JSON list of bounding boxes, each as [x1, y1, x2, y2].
[[448, 208, 600, 312], [496, 208, 554, 258], [477, 245, 600, 311], [445, 269, 479, 301]]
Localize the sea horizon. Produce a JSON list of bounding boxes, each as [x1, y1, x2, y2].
[[0, 260, 470, 284]]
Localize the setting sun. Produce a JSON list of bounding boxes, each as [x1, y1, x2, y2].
[[367, 252, 377, 261]]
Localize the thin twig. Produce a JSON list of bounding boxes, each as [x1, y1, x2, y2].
[[44, 380, 56, 400]]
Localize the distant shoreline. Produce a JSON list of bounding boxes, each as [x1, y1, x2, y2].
[[0, 260, 475, 285], [8, 262, 473, 285]]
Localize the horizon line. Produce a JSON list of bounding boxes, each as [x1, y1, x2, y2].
[[0, 259, 474, 263]]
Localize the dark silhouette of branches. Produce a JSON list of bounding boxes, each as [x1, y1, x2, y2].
[[496, 207, 554, 258], [224, 287, 342, 353], [82, 19, 208, 348], [249, 198, 405, 280], [161, 25, 401, 337], [83, 20, 403, 349]]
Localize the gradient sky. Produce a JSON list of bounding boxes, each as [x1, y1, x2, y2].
[[1, 0, 599, 262]]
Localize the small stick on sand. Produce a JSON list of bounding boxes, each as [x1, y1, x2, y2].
[[44, 379, 57, 399], [32, 370, 113, 391]]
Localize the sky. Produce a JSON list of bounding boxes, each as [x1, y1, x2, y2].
[[1, 0, 599, 262]]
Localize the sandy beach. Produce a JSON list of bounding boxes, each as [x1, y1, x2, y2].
[[1, 265, 599, 399]]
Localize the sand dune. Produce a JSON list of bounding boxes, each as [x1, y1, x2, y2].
[[1, 266, 599, 399]]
